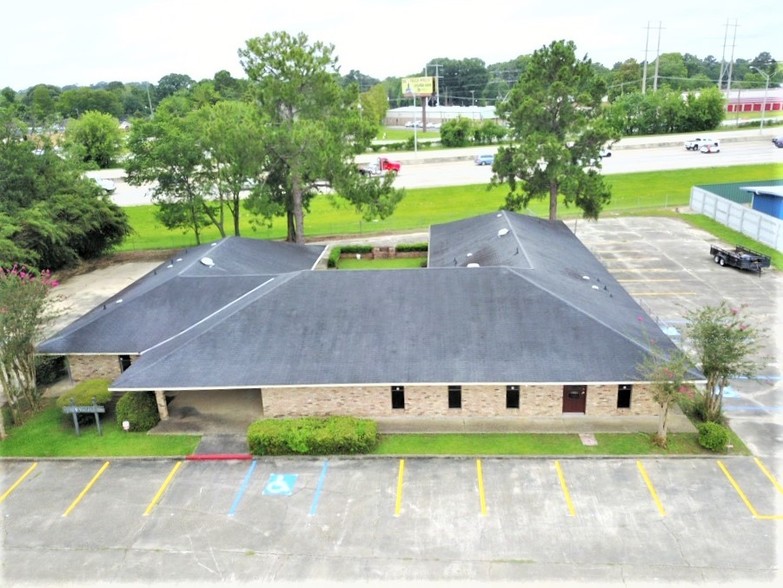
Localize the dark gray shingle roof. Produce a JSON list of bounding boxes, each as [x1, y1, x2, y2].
[[36, 237, 325, 354], [111, 266, 683, 390]]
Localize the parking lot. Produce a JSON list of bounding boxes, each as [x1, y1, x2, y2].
[[2, 215, 782, 587], [1, 454, 782, 586]]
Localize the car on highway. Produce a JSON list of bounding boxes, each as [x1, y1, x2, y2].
[[684, 137, 715, 151], [700, 141, 721, 154], [474, 154, 494, 166], [773, 136, 783, 148]]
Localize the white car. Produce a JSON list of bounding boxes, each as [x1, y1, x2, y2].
[[699, 141, 720, 154], [93, 177, 117, 193], [684, 137, 714, 151]]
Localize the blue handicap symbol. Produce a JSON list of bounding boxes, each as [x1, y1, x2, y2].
[[723, 385, 738, 398], [263, 473, 298, 496]]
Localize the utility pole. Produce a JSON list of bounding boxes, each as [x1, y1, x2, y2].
[[652, 21, 663, 92], [726, 19, 738, 93], [642, 22, 650, 94], [719, 19, 729, 89], [429, 63, 442, 107]]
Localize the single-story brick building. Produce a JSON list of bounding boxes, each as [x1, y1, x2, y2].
[[37, 212, 700, 426]]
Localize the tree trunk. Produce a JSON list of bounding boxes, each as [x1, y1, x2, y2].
[[292, 172, 305, 244], [232, 196, 241, 236], [286, 212, 296, 243], [548, 182, 558, 221], [657, 401, 669, 444]]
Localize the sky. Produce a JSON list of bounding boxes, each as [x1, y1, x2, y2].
[[1, 0, 778, 91]]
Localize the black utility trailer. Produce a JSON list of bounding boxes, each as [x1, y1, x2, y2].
[[709, 244, 771, 273]]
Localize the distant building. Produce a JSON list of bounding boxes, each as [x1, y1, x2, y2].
[[722, 88, 783, 113], [384, 105, 498, 128]]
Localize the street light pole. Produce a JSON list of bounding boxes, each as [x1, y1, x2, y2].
[[749, 66, 770, 132]]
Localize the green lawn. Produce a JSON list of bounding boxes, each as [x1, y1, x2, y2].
[[117, 163, 781, 252], [373, 431, 749, 456], [336, 257, 425, 269], [0, 403, 200, 458]]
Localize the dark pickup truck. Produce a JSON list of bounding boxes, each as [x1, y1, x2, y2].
[[709, 244, 771, 273]]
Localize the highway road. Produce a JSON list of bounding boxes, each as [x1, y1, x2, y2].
[[96, 128, 782, 206]]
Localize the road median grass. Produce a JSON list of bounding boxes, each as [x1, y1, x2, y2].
[[117, 163, 781, 252]]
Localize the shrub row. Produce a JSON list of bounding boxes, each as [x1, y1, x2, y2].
[[327, 244, 375, 268], [396, 242, 428, 252], [247, 416, 379, 455]]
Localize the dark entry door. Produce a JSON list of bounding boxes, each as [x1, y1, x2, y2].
[[562, 385, 587, 413]]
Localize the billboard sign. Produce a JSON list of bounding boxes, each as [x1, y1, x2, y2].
[[401, 76, 434, 97]]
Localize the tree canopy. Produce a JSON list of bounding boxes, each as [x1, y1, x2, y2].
[[0, 110, 130, 271], [64, 110, 124, 168], [239, 31, 403, 243], [493, 40, 619, 221]]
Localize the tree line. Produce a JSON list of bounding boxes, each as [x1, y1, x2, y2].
[[2, 48, 777, 126]]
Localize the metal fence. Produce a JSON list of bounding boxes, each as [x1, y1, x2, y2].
[[689, 187, 783, 252]]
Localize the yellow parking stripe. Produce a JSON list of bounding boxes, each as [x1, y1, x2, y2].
[[636, 461, 666, 516], [717, 461, 760, 518], [554, 461, 575, 516], [476, 459, 487, 516], [0, 462, 38, 504], [144, 461, 183, 516], [754, 457, 783, 495], [63, 461, 110, 517], [394, 459, 405, 517]]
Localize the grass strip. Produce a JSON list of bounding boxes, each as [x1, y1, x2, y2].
[[0, 404, 200, 458], [372, 431, 749, 456], [116, 163, 781, 252]]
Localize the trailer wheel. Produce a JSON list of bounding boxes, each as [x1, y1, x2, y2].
[[713, 255, 720, 263], [718, 257, 725, 266]]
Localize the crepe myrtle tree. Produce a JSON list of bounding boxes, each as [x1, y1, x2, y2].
[[684, 302, 764, 423], [0, 264, 59, 437], [637, 348, 693, 447], [493, 40, 619, 221]]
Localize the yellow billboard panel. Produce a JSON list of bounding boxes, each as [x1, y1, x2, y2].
[[401, 77, 434, 96]]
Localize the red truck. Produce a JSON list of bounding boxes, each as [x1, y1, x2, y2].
[[359, 156, 401, 177]]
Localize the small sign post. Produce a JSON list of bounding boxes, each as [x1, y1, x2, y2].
[[62, 397, 106, 436]]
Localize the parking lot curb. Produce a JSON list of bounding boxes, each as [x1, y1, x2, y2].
[[185, 453, 253, 461]]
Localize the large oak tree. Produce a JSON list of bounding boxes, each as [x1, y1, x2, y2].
[[239, 31, 403, 243]]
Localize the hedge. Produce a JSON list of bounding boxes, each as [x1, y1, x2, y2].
[[697, 421, 730, 452], [247, 416, 379, 455], [55, 379, 112, 409], [396, 242, 428, 252], [115, 391, 160, 432]]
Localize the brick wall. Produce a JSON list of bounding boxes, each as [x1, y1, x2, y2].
[[261, 383, 657, 418], [67, 354, 136, 384]]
